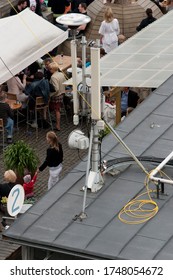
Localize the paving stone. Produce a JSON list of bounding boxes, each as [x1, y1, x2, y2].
[[0, 114, 88, 258]]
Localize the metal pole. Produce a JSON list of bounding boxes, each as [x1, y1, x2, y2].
[[81, 36, 87, 115], [71, 39, 79, 125], [91, 47, 101, 120], [81, 123, 94, 215], [149, 151, 173, 178], [92, 122, 99, 172], [149, 176, 173, 185], [81, 36, 87, 94], [90, 47, 101, 174]]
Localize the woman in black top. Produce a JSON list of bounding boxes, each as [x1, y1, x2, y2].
[[39, 131, 63, 189]]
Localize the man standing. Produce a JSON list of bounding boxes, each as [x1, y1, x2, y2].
[[136, 8, 156, 32], [10, 0, 27, 16], [121, 87, 139, 117]]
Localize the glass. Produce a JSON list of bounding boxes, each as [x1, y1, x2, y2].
[[58, 52, 64, 65]]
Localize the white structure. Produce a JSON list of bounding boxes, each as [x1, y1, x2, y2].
[[0, 8, 68, 84]]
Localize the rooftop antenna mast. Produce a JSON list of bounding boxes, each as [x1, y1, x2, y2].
[[57, 14, 104, 219], [79, 46, 105, 219], [56, 13, 91, 125]]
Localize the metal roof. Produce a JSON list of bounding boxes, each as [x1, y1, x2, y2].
[[3, 74, 173, 259], [65, 10, 173, 88], [99, 9, 173, 88]]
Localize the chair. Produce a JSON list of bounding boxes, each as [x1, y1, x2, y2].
[[0, 118, 5, 150], [34, 97, 53, 139], [6, 92, 17, 101], [6, 92, 20, 130]]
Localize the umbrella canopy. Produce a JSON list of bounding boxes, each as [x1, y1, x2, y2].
[[0, 8, 68, 84]]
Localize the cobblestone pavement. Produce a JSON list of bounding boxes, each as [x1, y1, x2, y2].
[[0, 113, 89, 259], [0, 113, 89, 199]]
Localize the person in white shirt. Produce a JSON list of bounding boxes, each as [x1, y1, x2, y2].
[[7, 73, 28, 107], [99, 7, 120, 54], [26, 0, 42, 15]]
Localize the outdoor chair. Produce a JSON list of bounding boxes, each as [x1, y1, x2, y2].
[[6, 92, 23, 130], [6, 92, 17, 101], [35, 96, 53, 139]]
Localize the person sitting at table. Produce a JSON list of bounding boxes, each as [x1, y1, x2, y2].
[[71, 0, 86, 13], [48, 62, 66, 131], [25, 71, 50, 105], [77, 3, 88, 36], [68, 2, 88, 38], [27, 61, 41, 80], [25, 71, 50, 128], [7, 73, 28, 108], [0, 91, 14, 144], [43, 58, 53, 81]]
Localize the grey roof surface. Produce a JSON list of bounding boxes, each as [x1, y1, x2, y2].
[[3, 75, 173, 259]]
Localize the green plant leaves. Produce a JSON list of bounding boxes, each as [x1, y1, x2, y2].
[[4, 140, 39, 177]]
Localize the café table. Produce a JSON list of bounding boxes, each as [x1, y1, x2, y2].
[[53, 55, 80, 72], [6, 99, 22, 110], [5, 99, 22, 130]]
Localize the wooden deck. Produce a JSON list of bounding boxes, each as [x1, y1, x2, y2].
[[60, 0, 163, 56], [0, 212, 21, 260], [0, 1, 21, 259], [0, 0, 18, 18]]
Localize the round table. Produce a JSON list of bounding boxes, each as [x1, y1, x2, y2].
[[6, 99, 22, 110], [5, 99, 22, 130]]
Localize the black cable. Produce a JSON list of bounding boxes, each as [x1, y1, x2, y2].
[[77, 149, 88, 162]]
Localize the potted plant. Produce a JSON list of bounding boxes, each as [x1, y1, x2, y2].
[[0, 196, 8, 215], [3, 140, 39, 182]]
